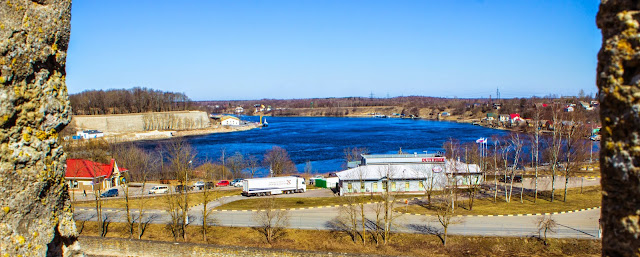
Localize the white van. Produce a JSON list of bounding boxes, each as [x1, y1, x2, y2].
[[149, 185, 169, 194]]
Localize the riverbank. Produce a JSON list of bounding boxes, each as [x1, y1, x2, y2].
[[95, 123, 260, 143]]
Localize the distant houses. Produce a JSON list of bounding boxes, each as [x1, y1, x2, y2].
[[220, 116, 240, 126], [65, 159, 127, 191]]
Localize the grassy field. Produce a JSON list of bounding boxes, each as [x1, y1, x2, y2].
[[216, 193, 431, 210], [77, 221, 600, 256], [73, 189, 241, 209], [399, 186, 601, 216]]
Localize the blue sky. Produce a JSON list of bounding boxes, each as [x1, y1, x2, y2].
[[66, 0, 601, 101]]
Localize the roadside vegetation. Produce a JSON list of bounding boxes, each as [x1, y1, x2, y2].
[[73, 189, 241, 209], [398, 186, 601, 216], [77, 221, 600, 256]]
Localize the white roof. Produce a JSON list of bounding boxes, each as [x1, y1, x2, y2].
[[336, 161, 481, 181]]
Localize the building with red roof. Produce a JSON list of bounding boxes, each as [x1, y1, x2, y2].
[[65, 159, 128, 191]]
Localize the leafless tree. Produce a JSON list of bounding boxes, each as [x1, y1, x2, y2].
[[545, 104, 565, 202], [535, 215, 557, 245], [165, 138, 196, 241], [371, 165, 402, 245], [111, 143, 154, 238], [164, 190, 184, 241], [491, 135, 500, 202], [530, 106, 542, 203], [561, 119, 590, 202], [246, 155, 260, 178], [343, 147, 369, 163], [263, 146, 297, 176], [253, 197, 290, 244], [337, 196, 362, 243], [507, 133, 523, 203], [432, 173, 463, 246], [199, 160, 219, 242], [226, 152, 247, 179]]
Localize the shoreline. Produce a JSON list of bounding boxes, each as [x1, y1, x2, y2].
[[97, 124, 260, 143]]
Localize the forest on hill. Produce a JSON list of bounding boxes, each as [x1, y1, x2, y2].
[[70, 87, 193, 115]]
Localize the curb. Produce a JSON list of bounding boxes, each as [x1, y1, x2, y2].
[[213, 197, 426, 212], [396, 206, 601, 217]]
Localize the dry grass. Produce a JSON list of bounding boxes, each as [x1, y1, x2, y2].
[[400, 186, 601, 216], [217, 193, 428, 210], [77, 221, 600, 256], [73, 189, 241, 209]]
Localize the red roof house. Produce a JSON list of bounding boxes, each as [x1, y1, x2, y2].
[[65, 159, 127, 191]]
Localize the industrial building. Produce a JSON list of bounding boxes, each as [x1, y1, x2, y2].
[[335, 153, 482, 196]]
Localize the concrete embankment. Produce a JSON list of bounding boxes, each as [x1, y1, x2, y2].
[[72, 111, 211, 133]]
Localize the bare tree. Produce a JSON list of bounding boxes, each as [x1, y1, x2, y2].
[[165, 139, 196, 241], [343, 147, 369, 163], [371, 165, 402, 245], [531, 106, 542, 203], [199, 161, 218, 242], [535, 215, 557, 245], [432, 173, 463, 246], [246, 155, 260, 178], [164, 190, 184, 241], [545, 104, 565, 202], [263, 146, 297, 176], [561, 119, 590, 202], [111, 143, 154, 238], [506, 133, 523, 203], [253, 197, 290, 244], [491, 136, 500, 202], [226, 152, 247, 179], [336, 196, 361, 243]]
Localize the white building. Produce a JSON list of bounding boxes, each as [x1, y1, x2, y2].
[[235, 106, 244, 113], [335, 154, 483, 196], [76, 130, 104, 139], [220, 116, 240, 126]]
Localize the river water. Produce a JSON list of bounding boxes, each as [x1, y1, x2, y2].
[[138, 116, 508, 175]]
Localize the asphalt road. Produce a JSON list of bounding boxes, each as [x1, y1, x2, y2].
[[73, 178, 601, 239], [75, 200, 600, 239]]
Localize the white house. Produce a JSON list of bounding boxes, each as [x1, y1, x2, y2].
[[220, 116, 240, 126], [235, 106, 244, 113], [76, 130, 104, 139]]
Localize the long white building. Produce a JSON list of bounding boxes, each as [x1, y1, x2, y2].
[[335, 153, 482, 196]]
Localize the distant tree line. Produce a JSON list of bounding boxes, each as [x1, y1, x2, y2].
[[70, 87, 194, 115], [197, 92, 597, 121]]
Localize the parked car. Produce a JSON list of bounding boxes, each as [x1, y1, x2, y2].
[[149, 185, 169, 194], [100, 188, 119, 198], [499, 175, 523, 183], [193, 181, 205, 190], [205, 182, 215, 189], [216, 180, 230, 187], [231, 179, 243, 187], [175, 184, 191, 192]]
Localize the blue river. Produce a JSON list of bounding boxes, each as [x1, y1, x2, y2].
[[140, 116, 509, 175]]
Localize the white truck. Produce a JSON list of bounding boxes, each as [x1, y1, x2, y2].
[[242, 176, 306, 197]]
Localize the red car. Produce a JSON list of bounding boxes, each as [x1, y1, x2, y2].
[[216, 180, 230, 187]]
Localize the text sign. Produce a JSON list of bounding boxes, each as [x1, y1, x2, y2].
[[422, 157, 445, 163]]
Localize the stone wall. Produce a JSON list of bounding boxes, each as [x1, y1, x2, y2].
[[0, 0, 80, 256], [597, 0, 640, 256], [72, 111, 211, 133], [79, 236, 364, 257]]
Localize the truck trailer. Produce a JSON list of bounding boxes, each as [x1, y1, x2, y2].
[[242, 176, 306, 196]]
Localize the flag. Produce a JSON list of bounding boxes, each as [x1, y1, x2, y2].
[[476, 137, 487, 144]]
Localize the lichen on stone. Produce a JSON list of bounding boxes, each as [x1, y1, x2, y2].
[[0, 0, 80, 256]]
